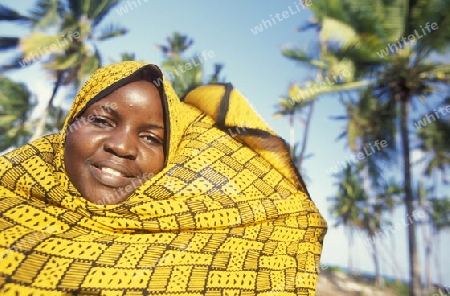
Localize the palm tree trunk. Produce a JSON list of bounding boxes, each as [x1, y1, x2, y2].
[[380, 236, 403, 281], [390, 233, 398, 280], [31, 105, 50, 141], [362, 165, 382, 287], [348, 227, 353, 274], [400, 100, 421, 296], [435, 233, 442, 286], [424, 225, 432, 290], [432, 172, 443, 287], [372, 241, 381, 287], [289, 113, 294, 158], [31, 71, 64, 141], [297, 101, 314, 171]]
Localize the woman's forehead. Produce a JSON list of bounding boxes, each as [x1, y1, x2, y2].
[[89, 81, 163, 113]]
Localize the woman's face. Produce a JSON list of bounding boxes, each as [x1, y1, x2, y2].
[[64, 80, 165, 205]]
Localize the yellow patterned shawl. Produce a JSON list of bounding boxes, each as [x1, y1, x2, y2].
[[0, 61, 327, 295]]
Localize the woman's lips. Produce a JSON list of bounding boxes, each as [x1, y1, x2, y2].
[[89, 165, 133, 187]]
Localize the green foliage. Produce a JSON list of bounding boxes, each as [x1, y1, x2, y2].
[[384, 279, 410, 295], [29, 0, 63, 27], [326, 266, 343, 273], [0, 0, 129, 144], [159, 57, 203, 98], [428, 198, 450, 231], [156, 32, 225, 98], [0, 77, 34, 151], [417, 114, 450, 179], [155, 32, 194, 58], [116, 52, 136, 62], [328, 164, 367, 229]]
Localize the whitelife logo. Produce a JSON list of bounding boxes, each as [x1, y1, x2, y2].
[[250, 1, 313, 35], [376, 22, 439, 58]]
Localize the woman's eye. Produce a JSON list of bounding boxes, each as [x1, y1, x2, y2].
[[142, 134, 163, 146], [91, 116, 113, 127]]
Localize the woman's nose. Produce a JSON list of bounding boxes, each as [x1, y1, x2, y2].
[[103, 128, 138, 159]]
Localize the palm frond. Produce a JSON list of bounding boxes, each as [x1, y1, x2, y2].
[[29, 0, 62, 27], [0, 4, 31, 22], [380, 0, 407, 40], [67, 0, 82, 20], [0, 54, 28, 72], [95, 23, 128, 41], [0, 37, 20, 51], [297, 21, 320, 32], [281, 48, 327, 68], [90, 0, 121, 27]]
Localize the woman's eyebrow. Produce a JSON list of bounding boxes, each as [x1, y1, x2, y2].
[[98, 105, 164, 130], [97, 105, 164, 130], [142, 123, 164, 130], [100, 105, 118, 116]]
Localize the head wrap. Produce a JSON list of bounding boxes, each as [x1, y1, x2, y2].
[[0, 61, 327, 294]]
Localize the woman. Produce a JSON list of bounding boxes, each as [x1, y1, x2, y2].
[[0, 61, 327, 295]]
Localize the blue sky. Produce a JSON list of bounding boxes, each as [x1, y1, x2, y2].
[[1, 0, 449, 285]]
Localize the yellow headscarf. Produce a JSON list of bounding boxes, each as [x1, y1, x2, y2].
[[0, 61, 327, 295]]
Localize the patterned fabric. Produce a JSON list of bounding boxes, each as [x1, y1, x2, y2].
[[0, 61, 327, 295]]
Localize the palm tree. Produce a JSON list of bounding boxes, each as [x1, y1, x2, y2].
[[427, 197, 450, 286], [327, 163, 401, 286], [156, 32, 225, 98], [335, 92, 397, 186], [285, 1, 450, 294], [0, 0, 128, 141], [155, 32, 194, 59], [273, 94, 314, 173], [117, 52, 136, 62], [0, 76, 35, 152], [417, 182, 450, 291], [328, 164, 366, 274], [279, 7, 370, 182], [155, 32, 199, 97], [366, 180, 403, 287], [414, 181, 435, 291], [273, 97, 298, 158], [334, 93, 401, 286], [416, 109, 450, 289], [416, 108, 450, 186]]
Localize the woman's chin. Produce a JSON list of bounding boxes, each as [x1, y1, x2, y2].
[[83, 189, 130, 205]]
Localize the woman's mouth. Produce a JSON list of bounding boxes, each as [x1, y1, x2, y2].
[[100, 166, 127, 177], [90, 164, 134, 187]]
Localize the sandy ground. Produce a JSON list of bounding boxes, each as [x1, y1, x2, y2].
[[316, 272, 400, 296]]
